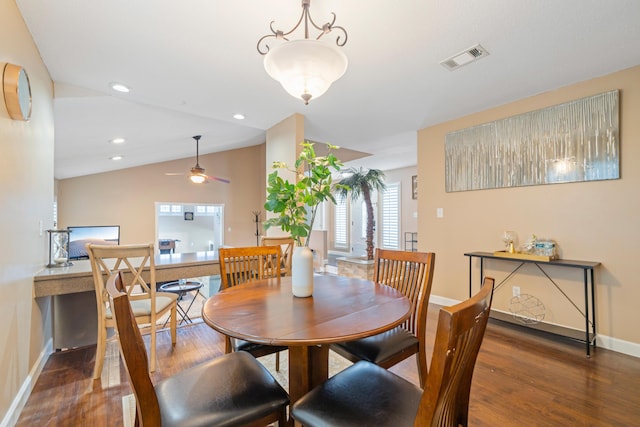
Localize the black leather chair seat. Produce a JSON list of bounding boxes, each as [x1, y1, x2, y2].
[[331, 326, 418, 364], [233, 338, 287, 356], [156, 351, 289, 427], [291, 361, 422, 427]]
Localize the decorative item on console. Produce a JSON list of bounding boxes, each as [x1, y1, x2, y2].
[[494, 232, 558, 261], [523, 234, 538, 253], [519, 234, 557, 258], [502, 230, 518, 254], [532, 238, 557, 259]]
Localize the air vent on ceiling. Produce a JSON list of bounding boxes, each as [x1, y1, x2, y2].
[[440, 44, 489, 71]]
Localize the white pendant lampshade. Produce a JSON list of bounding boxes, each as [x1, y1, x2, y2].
[[257, 0, 348, 105], [264, 39, 348, 105]]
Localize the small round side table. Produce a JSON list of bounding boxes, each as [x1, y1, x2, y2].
[[159, 280, 204, 325]]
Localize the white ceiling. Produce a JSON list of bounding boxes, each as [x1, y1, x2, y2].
[[16, 0, 640, 179]]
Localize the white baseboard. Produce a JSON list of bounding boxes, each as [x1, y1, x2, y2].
[[1, 338, 53, 427], [429, 294, 640, 359], [429, 294, 460, 307], [596, 334, 640, 358]]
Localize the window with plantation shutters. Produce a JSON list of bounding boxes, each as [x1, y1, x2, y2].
[[381, 182, 400, 249], [334, 198, 348, 249]]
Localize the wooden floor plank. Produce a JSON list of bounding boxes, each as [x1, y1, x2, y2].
[[16, 305, 640, 426]]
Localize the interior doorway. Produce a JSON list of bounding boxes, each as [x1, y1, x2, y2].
[[155, 202, 224, 300], [155, 202, 224, 254]]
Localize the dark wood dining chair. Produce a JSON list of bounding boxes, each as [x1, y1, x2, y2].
[[218, 246, 288, 370], [261, 236, 295, 276], [107, 271, 289, 427], [330, 248, 436, 387], [291, 277, 495, 427]]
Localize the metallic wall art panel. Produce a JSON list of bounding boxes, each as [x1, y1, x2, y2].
[[445, 90, 619, 192]]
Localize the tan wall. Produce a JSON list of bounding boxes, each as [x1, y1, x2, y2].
[[264, 114, 304, 235], [0, 0, 55, 421], [418, 65, 640, 347], [57, 144, 266, 248]]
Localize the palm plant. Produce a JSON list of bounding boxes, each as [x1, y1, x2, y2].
[[334, 167, 386, 260]]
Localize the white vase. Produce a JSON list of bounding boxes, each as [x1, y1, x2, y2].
[[291, 246, 314, 297]]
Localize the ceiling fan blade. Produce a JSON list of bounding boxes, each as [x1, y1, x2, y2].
[[164, 172, 185, 176], [206, 175, 231, 184]]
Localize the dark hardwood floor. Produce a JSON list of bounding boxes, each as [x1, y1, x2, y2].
[[17, 304, 640, 426]]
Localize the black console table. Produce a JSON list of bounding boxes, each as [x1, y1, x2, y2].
[[464, 251, 600, 356]]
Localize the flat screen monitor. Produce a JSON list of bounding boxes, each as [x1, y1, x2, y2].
[[67, 225, 120, 260]]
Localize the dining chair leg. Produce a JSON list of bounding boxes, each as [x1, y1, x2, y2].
[[150, 322, 157, 373], [278, 407, 288, 427], [93, 325, 107, 380], [170, 306, 177, 346], [417, 346, 428, 388], [276, 352, 280, 371]]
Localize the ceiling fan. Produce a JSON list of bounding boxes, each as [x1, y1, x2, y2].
[[165, 135, 231, 184]]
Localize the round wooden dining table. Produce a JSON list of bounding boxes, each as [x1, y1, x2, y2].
[[202, 274, 412, 411]]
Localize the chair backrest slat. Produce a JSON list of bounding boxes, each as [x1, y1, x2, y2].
[[219, 246, 282, 289], [261, 236, 294, 276], [414, 277, 495, 427], [87, 243, 158, 319], [373, 249, 435, 335]]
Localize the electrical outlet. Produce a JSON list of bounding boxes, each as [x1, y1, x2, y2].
[[512, 286, 521, 297]]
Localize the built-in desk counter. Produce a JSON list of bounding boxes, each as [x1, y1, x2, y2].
[[33, 251, 221, 350], [33, 251, 221, 297]]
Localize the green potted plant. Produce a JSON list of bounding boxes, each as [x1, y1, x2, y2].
[[264, 141, 343, 296]]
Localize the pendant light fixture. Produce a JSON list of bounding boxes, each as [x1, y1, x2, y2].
[[257, 0, 348, 105]]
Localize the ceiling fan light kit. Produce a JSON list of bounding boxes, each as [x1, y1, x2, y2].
[[189, 171, 206, 184], [257, 0, 348, 105], [183, 135, 230, 185], [189, 135, 206, 183]]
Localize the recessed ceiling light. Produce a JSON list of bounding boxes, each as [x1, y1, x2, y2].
[[233, 113, 245, 120], [110, 82, 130, 93], [110, 155, 123, 161], [110, 137, 126, 144]]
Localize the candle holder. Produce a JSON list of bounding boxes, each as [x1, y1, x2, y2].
[[47, 229, 73, 267], [502, 230, 518, 254]]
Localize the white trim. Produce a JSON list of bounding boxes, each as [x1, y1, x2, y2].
[[596, 334, 640, 358], [429, 294, 460, 307], [1, 338, 53, 427], [429, 294, 640, 359]]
